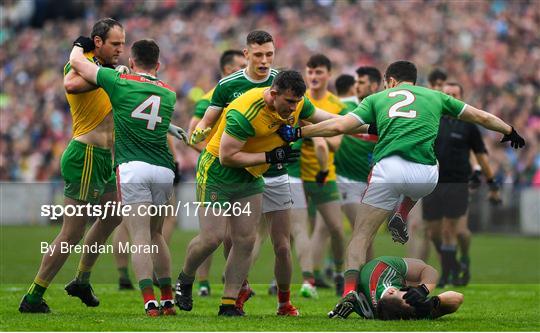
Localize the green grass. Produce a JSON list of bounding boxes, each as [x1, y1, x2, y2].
[[1, 225, 539, 331]]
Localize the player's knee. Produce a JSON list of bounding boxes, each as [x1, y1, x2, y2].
[[59, 229, 85, 244], [201, 236, 222, 252], [273, 240, 291, 259]]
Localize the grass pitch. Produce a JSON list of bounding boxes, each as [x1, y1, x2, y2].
[[1, 225, 539, 331]]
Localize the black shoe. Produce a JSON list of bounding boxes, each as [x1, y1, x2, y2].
[[334, 275, 344, 297], [65, 279, 99, 307], [19, 295, 50, 313], [218, 304, 244, 316], [119, 278, 134, 290], [268, 280, 278, 296], [175, 282, 193, 311], [388, 213, 409, 244], [314, 277, 331, 289]]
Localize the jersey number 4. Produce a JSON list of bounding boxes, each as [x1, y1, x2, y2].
[[388, 90, 417, 119], [131, 95, 162, 130]]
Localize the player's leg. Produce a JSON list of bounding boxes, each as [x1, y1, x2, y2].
[[20, 197, 88, 313], [406, 200, 431, 260], [196, 256, 213, 296], [456, 212, 471, 285], [221, 193, 262, 315], [113, 221, 133, 289], [150, 213, 175, 315], [123, 203, 160, 315], [162, 191, 178, 245], [266, 209, 298, 316], [316, 199, 346, 296], [310, 216, 331, 288]]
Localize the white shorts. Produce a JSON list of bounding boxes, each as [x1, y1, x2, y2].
[[362, 155, 438, 211], [289, 176, 307, 209], [337, 174, 367, 205], [262, 174, 293, 214], [117, 161, 174, 205]]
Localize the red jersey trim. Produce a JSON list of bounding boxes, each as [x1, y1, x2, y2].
[[120, 74, 175, 92], [369, 262, 389, 307]]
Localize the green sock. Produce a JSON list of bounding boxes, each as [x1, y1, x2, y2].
[[198, 280, 209, 288], [460, 255, 470, 265], [118, 267, 130, 280], [334, 260, 344, 274], [158, 277, 172, 288], [314, 269, 322, 280], [26, 281, 48, 304]]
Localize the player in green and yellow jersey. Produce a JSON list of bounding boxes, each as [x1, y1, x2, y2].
[[328, 256, 464, 320], [279, 60, 525, 316], [188, 50, 247, 153], [187, 49, 246, 297], [302, 54, 348, 296], [69, 38, 182, 316], [19, 18, 126, 314], [177, 71, 337, 316]]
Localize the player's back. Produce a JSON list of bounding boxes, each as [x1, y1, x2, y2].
[[361, 84, 465, 166], [97, 69, 176, 170]]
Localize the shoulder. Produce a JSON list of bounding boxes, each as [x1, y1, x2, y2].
[[217, 69, 245, 86]]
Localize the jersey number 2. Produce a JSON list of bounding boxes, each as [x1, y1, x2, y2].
[[388, 90, 417, 118], [131, 95, 162, 130]]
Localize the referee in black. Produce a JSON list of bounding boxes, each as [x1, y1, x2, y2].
[[423, 82, 501, 288]]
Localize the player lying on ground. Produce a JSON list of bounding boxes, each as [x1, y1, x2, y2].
[[328, 256, 463, 320], [277, 60, 525, 316]]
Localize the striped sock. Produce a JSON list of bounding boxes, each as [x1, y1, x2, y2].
[[158, 277, 173, 301], [221, 297, 236, 305], [75, 263, 92, 285], [26, 278, 49, 304], [139, 279, 156, 304], [343, 269, 359, 297]]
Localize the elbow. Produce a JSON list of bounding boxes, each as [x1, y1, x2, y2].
[[64, 80, 78, 94], [219, 154, 234, 167]]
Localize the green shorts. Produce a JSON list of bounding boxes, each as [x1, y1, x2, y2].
[[303, 180, 341, 206], [196, 150, 264, 204], [61, 140, 116, 204]]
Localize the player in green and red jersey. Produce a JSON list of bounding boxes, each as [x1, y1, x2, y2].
[[69, 38, 185, 316], [278, 60, 525, 315], [328, 256, 464, 320]]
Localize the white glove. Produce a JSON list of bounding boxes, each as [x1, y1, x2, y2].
[[168, 124, 188, 143]]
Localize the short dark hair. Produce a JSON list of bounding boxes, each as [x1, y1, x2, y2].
[[356, 66, 382, 86], [271, 70, 307, 97], [91, 18, 123, 42], [428, 68, 447, 86], [246, 30, 273, 46], [376, 297, 416, 321], [335, 74, 356, 96], [307, 54, 331, 71], [219, 50, 244, 73], [131, 39, 159, 70], [444, 81, 464, 97], [385, 61, 417, 84]]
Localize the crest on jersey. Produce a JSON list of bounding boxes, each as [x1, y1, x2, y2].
[[210, 192, 218, 202], [287, 115, 295, 125]]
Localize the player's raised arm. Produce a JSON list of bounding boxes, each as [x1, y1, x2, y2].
[[402, 258, 438, 292], [69, 37, 100, 85], [64, 69, 98, 94], [302, 113, 369, 138], [458, 105, 525, 149]]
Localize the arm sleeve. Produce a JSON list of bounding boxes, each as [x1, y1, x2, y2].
[[299, 96, 315, 119], [96, 67, 120, 96], [210, 83, 227, 108], [224, 110, 255, 141], [440, 92, 467, 118], [350, 96, 375, 125], [193, 99, 211, 119], [469, 124, 488, 154]]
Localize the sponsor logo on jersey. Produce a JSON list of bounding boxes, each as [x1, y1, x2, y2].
[[233, 92, 244, 98]]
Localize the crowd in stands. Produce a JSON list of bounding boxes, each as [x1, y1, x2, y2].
[[1, 0, 539, 186]]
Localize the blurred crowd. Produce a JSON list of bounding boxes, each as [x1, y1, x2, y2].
[[1, 0, 539, 186]]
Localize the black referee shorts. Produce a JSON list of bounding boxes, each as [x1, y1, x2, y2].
[[422, 182, 469, 220]]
